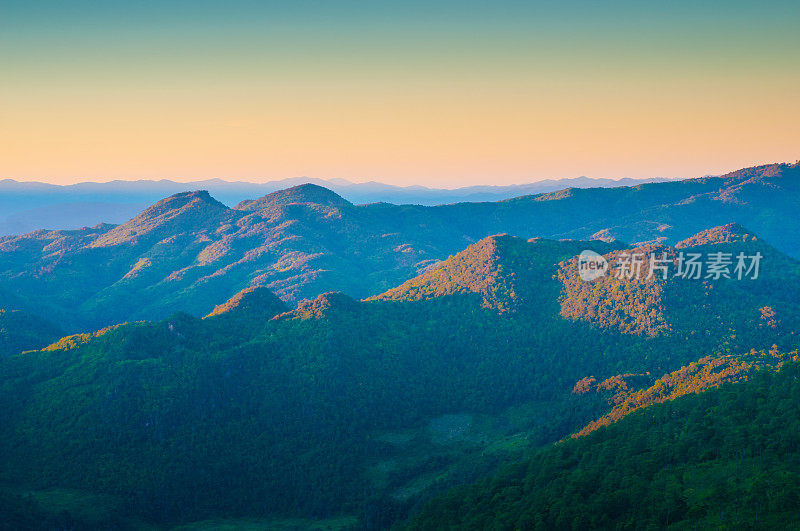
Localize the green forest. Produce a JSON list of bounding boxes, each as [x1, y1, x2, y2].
[[407, 362, 800, 530], [1, 225, 800, 529]]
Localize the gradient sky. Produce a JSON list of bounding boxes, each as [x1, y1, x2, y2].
[[1, 1, 799, 186]]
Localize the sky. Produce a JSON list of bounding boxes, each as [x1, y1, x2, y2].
[[1, 0, 799, 187]]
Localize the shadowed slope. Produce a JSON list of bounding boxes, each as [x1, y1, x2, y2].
[[0, 309, 62, 357]]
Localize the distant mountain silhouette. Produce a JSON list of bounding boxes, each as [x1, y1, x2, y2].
[[0, 175, 671, 235], [0, 201, 148, 235]]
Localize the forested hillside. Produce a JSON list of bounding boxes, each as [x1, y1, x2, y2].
[[571, 348, 798, 437], [557, 223, 800, 340], [1, 229, 798, 528], [406, 361, 800, 530]]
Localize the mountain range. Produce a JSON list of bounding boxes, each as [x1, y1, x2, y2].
[[0, 162, 797, 335], [1, 219, 799, 528], [0, 175, 671, 235], [0, 161, 799, 529]]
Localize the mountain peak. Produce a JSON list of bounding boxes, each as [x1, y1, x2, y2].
[[90, 190, 231, 248], [368, 235, 507, 305], [370, 234, 622, 312], [368, 234, 548, 311], [277, 291, 359, 320], [146, 190, 221, 212], [675, 223, 758, 248], [713, 162, 800, 204], [235, 183, 352, 212], [205, 285, 287, 321]]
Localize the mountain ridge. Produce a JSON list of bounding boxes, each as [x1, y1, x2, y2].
[[1, 161, 798, 333], [0, 174, 676, 236], [235, 183, 354, 211]]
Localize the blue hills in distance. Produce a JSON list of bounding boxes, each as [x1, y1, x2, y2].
[[0, 174, 671, 235]]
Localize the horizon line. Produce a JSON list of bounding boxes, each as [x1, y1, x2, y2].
[[4, 159, 797, 189]]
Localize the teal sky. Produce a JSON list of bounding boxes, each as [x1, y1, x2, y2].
[[1, 1, 799, 185]]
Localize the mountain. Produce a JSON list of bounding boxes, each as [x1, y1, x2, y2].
[[0, 228, 798, 528], [235, 183, 354, 211], [0, 183, 475, 331], [433, 162, 800, 255], [88, 190, 233, 248], [1, 162, 798, 335], [557, 224, 800, 338], [674, 222, 759, 247], [280, 291, 361, 320], [204, 285, 287, 321], [571, 347, 796, 438], [0, 175, 672, 235], [370, 235, 623, 312]]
